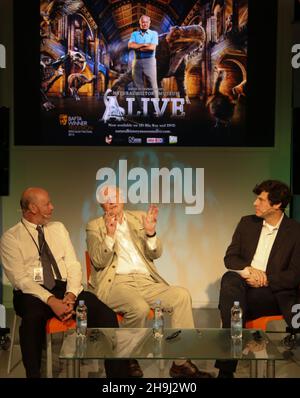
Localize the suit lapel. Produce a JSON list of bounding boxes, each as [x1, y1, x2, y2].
[[98, 216, 119, 254], [267, 215, 290, 271], [248, 217, 263, 259]]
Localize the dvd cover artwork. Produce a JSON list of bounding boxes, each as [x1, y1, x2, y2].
[[38, 0, 250, 146]]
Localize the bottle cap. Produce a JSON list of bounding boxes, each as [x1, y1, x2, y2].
[[234, 301, 239, 306], [155, 299, 161, 306], [79, 300, 85, 306]]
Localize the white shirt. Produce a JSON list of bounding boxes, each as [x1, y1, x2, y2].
[[236, 214, 284, 277], [250, 214, 284, 271], [0, 218, 83, 303], [104, 216, 157, 274]]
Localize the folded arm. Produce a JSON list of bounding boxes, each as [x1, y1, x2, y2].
[[128, 42, 156, 52]]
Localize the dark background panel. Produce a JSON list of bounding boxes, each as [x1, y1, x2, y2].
[[295, 0, 300, 21], [0, 107, 9, 196], [246, 0, 277, 146]]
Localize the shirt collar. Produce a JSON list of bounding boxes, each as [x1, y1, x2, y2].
[[139, 29, 149, 34], [22, 217, 39, 230], [263, 213, 284, 232]]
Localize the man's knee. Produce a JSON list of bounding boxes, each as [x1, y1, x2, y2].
[[171, 286, 192, 306], [21, 311, 47, 331], [130, 301, 151, 321], [221, 271, 243, 290]]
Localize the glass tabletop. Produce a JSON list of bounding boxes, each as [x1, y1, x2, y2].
[[59, 328, 285, 361]]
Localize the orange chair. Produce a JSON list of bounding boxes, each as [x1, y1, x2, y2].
[[46, 317, 76, 377], [85, 251, 155, 323], [245, 315, 284, 378], [7, 313, 76, 377], [245, 315, 284, 331]]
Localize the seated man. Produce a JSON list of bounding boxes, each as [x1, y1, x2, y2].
[[86, 185, 212, 378], [216, 180, 300, 378], [0, 187, 129, 378]]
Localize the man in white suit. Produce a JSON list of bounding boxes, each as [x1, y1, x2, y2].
[[86, 186, 212, 378]]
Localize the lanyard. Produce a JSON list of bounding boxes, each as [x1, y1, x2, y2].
[[21, 220, 44, 257]]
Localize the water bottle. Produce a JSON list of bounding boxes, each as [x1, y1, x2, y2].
[[76, 300, 88, 336], [153, 300, 164, 339], [231, 301, 243, 340], [231, 337, 243, 358]]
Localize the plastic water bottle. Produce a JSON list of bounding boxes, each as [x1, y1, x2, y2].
[[231, 337, 243, 358], [76, 300, 88, 336], [231, 301, 243, 340], [153, 300, 164, 339]]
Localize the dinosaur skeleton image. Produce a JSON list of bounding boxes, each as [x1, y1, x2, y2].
[[68, 73, 96, 101], [101, 89, 125, 123], [206, 69, 235, 128], [40, 50, 87, 110]]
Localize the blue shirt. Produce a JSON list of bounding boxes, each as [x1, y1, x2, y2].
[[129, 29, 158, 59]]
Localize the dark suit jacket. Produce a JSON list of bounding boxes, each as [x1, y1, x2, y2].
[[224, 214, 300, 324]]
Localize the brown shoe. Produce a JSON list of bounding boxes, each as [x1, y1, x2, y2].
[[128, 359, 143, 378], [169, 360, 214, 378]]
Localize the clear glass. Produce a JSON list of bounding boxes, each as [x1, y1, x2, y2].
[[59, 328, 284, 361]]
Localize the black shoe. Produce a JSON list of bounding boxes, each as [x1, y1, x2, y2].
[[217, 370, 234, 378], [128, 359, 143, 378]]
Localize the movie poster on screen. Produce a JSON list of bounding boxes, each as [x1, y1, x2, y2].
[[30, 0, 275, 146]]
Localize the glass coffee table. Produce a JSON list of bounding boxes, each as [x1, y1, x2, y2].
[[59, 328, 284, 378]]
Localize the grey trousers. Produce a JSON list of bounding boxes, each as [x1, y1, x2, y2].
[[106, 273, 195, 328], [132, 57, 159, 99]]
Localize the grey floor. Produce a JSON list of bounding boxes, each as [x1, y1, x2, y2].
[[1, 308, 300, 378]]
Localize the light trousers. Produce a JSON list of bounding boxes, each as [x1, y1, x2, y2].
[[106, 273, 195, 328]]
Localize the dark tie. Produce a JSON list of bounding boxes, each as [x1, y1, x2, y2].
[[36, 226, 62, 290]]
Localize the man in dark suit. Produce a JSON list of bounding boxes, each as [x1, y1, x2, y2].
[[216, 180, 300, 378]]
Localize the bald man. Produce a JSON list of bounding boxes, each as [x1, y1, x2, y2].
[[128, 15, 159, 105], [0, 187, 129, 378]]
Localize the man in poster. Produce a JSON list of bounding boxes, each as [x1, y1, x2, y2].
[[128, 15, 159, 101]]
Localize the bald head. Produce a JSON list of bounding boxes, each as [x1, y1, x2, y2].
[[20, 187, 54, 225], [97, 185, 125, 218], [139, 15, 151, 30], [139, 15, 150, 22], [97, 185, 124, 204]]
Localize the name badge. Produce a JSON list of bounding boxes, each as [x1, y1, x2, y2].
[[33, 266, 44, 283]]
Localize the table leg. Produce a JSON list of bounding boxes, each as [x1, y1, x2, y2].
[[74, 359, 80, 378], [250, 360, 258, 378], [266, 360, 275, 378], [66, 360, 75, 378], [158, 360, 165, 377]]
